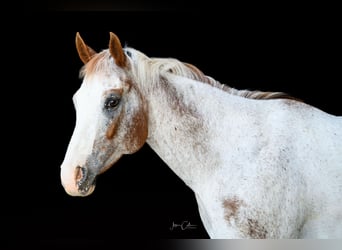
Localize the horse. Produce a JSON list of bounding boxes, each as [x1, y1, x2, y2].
[[60, 32, 342, 239]]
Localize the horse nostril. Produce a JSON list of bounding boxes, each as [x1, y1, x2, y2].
[[75, 166, 82, 182], [75, 166, 87, 184], [75, 166, 96, 195]]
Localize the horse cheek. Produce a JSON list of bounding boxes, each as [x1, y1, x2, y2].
[[125, 111, 148, 154]]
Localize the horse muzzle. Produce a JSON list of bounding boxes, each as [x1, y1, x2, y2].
[[60, 164, 97, 197]]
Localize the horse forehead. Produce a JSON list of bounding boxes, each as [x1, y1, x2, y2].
[[82, 73, 124, 90]]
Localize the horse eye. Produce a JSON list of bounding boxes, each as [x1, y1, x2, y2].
[[126, 50, 132, 58], [105, 97, 120, 110]]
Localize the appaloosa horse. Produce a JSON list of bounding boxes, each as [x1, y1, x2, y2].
[[60, 32, 342, 238]]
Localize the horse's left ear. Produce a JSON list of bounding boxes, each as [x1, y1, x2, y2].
[[109, 32, 126, 68]]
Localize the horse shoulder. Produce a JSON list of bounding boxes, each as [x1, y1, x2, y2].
[[203, 100, 323, 238]]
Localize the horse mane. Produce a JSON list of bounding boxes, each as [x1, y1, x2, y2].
[[80, 48, 298, 101], [180, 63, 296, 100], [132, 49, 297, 101]]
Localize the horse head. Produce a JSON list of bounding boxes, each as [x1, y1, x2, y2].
[[60, 32, 148, 196]]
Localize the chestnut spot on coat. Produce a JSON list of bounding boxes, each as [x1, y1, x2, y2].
[[222, 197, 245, 221], [106, 109, 124, 140], [222, 197, 268, 238], [124, 102, 148, 153], [246, 218, 268, 239]]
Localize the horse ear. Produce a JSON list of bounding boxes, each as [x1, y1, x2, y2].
[[75, 32, 97, 64], [109, 32, 126, 67]]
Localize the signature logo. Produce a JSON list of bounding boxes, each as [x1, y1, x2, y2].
[[169, 221, 197, 231]]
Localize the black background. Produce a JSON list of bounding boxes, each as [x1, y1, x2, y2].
[[4, 1, 341, 247]]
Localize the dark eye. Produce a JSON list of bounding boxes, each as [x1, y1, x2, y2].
[[105, 96, 120, 110], [126, 50, 132, 58]]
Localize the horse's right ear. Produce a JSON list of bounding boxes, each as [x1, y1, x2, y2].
[[75, 32, 97, 64]]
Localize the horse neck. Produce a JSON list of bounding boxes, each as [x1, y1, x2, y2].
[[141, 73, 250, 190]]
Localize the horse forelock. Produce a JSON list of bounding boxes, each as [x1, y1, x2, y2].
[[79, 50, 118, 79]]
